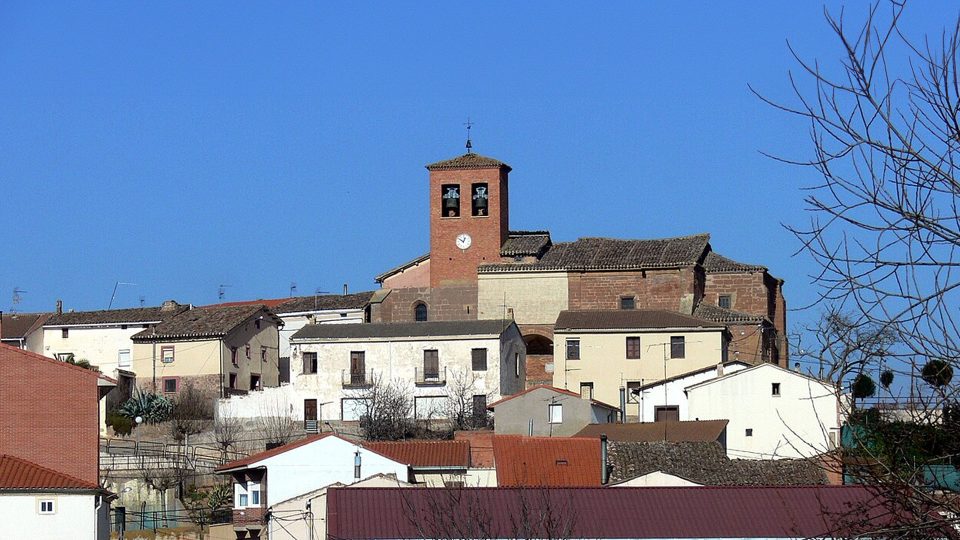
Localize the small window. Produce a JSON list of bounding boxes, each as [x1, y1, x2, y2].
[[118, 349, 132, 368], [441, 184, 461, 217], [626, 337, 641, 359], [746, 428, 754, 437], [548, 403, 563, 423], [162, 378, 178, 393], [245, 345, 251, 359], [718, 295, 732, 309], [627, 381, 642, 397], [566, 339, 580, 360], [231, 347, 238, 366], [414, 302, 428, 322], [303, 352, 318, 374], [261, 346, 267, 362], [619, 296, 635, 310], [250, 484, 261, 505], [772, 382, 781, 396], [229, 373, 238, 389], [580, 382, 594, 400], [237, 491, 249, 507], [61, 328, 69, 339], [472, 348, 488, 371], [471, 183, 489, 216], [38, 499, 55, 514], [250, 374, 261, 391], [423, 350, 439, 380], [121, 324, 128, 330], [514, 352, 520, 377], [670, 336, 685, 359], [161, 346, 175, 364]]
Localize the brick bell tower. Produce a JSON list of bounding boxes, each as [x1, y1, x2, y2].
[[426, 144, 511, 288]]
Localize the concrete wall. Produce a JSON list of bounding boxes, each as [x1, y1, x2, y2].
[[635, 363, 748, 423], [41, 324, 150, 377], [0, 492, 105, 540], [552, 329, 726, 414], [686, 364, 842, 459], [492, 387, 614, 437], [612, 471, 702, 487], [477, 272, 569, 325], [278, 309, 365, 358]]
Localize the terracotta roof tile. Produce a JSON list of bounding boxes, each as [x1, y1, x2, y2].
[[362, 440, 469, 468], [273, 292, 373, 314], [0, 312, 50, 339], [555, 309, 726, 331], [500, 231, 551, 257], [493, 435, 600, 487], [575, 420, 728, 443], [45, 304, 186, 326], [0, 455, 100, 490], [132, 305, 281, 342], [693, 303, 769, 324], [426, 152, 511, 172], [487, 385, 619, 411], [702, 251, 767, 273]]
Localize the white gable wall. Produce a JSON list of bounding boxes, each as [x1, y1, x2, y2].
[[635, 363, 748, 422], [0, 492, 106, 540]]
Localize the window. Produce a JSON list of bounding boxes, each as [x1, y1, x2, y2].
[[441, 184, 461, 217], [249, 482, 261, 505], [61, 328, 68, 339], [245, 345, 251, 359], [162, 378, 178, 393], [619, 296, 636, 310], [627, 381, 642, 398], [471, 183, 489, 216], [303, 352, 318, 374], [566, 339, 580, 360], [414, 302, 428, 322], [548, 403, 563, 423], [236, 483, 249, 507], [746, 428, 754, 437], [670, 336, 685, 359], [423, 350, 439, 380], [472, 348, 488, 371], [161, 346, 175, 364], [229, 373, 237, 389], [118, 349, 131, 368], [231, 347, 238, 366], [261, 346, 267, 362], [580, 382, 594, 400], [718, 295, 732, 309], [772, 382, 781, 396], [626, 337, 641, 359], [38, 499, 55, 514], [250, 374, 261, 391], [472, 395, 487, 419], [350, 351, 366, 385], [654, 405, 680, 422], [515, 352, 520, 377]]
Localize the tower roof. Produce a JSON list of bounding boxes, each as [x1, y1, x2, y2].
[[425, 152, 511, 172]]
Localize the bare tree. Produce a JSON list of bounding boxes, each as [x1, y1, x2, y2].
[[352, 374, 416, 441], [168, 381, 214, 442], [255, 393, 299, 448], [760, 1, 960, 535], [443, 368, 492, 432], [213, 412, 244, 462]]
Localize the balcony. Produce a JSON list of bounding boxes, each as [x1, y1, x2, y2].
[[342, 369, 373, 389], [415, 366, 447, 387]]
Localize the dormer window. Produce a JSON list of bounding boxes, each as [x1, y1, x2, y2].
[[441, 184, 461, 217], [471, 183, 488, 216]]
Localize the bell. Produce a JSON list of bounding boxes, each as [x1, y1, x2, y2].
[[443, 187, 460, 210]]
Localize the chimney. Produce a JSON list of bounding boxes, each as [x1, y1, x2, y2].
[[716, 363, 725, 377], [600, 434, 610, 485], [56, 300, 63, 315], [343, 283, 348, 295], [161, 300, 179, 312]]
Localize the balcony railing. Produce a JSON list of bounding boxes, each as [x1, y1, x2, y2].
[[342, 369, 374, 388], [415, 366, 447, 386]]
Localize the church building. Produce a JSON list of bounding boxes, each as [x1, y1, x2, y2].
[[369, 149, 787, 388]]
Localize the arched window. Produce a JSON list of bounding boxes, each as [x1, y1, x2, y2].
[[414, 302, 428, 322]]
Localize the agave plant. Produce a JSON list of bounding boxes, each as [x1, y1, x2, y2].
[[119, 389, 173, 424]]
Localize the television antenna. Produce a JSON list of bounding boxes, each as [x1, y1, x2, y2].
[[108, 282, 138, 309], [290, 282, 298, 296], [314, 287, 331, 310], [11, 287, 26, 313], [218, 284, 232, 301]]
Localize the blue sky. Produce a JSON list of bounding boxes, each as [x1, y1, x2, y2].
[[0, 1, 954, 341]]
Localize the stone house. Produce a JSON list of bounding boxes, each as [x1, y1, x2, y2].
[[487, 385, 618, 437]]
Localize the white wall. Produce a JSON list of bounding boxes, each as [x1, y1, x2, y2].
[[686, 364, 842, 459], [0, 492, 104, 540], [635, 363, 748, 422], [41, 325, 150, 377], [612, 471, 702, 487], [278, 309, 365, 358]]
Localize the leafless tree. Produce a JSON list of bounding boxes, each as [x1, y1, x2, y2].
[[168, 381, 214, 442], [213, 412, 244, 461], [255, 393, 299, 448], [352, 374, 416, 441], [759, 1, 960, 535], [443, 368, 492, 432]]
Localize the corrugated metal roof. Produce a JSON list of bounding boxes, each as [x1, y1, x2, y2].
[[326, 485, 902, 539], [574, 420, 728, 443], [554, 309, 726, 331], [493, 435, 600, 487], [0, 455, 100, 490], [291, 319, 515, 341], [362, 440, 470, 468]]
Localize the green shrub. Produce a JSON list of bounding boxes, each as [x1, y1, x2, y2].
[[106, 411, 134, 436]]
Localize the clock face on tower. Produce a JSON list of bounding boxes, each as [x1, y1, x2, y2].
[[456, 233, 472, 250]]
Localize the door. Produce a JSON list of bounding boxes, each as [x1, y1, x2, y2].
[[654, 405, 680, 422], [304, 399, 318, 433], [350, 351, 365, 385]]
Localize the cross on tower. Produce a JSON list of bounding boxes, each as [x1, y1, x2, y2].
[[464, 117, 474, 153]]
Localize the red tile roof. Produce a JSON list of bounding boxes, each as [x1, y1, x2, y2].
[[362, 440, 469, 468], [493, 435, 600, 487], [0, 455, 100, 491], [0, 343, 114, 385], [215, 434, 333, 472], [487, 385, 619, 411], [327, 486, 909, 539]]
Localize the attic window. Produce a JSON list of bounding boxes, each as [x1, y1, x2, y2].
[[61, 328, 69, 339], [718, 295, 732, 309], [772, 383, 781, 396], [619, 296, 636, 310]]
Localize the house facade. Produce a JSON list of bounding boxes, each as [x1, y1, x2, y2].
[[288, 319, 525, 423], [0, 312, 48, 350], [631, 361, 749, 422], [488, 385, 618, 437], [131, 304, 282, 399], [685, 363, 843, 459], [552, 310, 730, 420]]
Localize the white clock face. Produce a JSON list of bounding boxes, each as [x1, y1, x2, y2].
[[456, 233, 472, 250]]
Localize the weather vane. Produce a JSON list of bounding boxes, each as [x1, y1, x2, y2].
[[464, 117, 474, 154]]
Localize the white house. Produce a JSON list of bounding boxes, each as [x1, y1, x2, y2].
[[287, 319, 526, 424], [632, 361, 749, 422], [685, 363, 843, 459], [0, 454, 111, 540]]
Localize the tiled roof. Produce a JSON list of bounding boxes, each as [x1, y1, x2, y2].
[[131, 305, 281, 342], [693, 302, 769, 324], [0, 455, 100, 490], [487, 385, 620, 411], [500, 231, 551, 257], [0, 343, 115, 385], [575, 420, 729, 443], [375, 253, 430, 283], [45, 304, 185, 326], [272, 292, 374, 314], [493, 435, 600, 487], [607, 441, 828, 486], [634, 361, 750, 391], [362, 440, 470, 468], [703, 251, 767, 273], [554, 310, 726, 331], [215, 434, 332, 472], [0, 312, 50, 339], [326, 485, 900, 539], [291, 319, 515, 341], [479, 234, 710, 273], [425, 152, 511, 172], [205, 298, 290, 308]]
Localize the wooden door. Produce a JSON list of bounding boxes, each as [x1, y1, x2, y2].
[[655, 405, 680, 422], [350, 352, 365, 384]]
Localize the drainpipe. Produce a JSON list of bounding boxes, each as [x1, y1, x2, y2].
[[93, 493, 103, 540], [619, 387, 627, 423], [600, 434, 609, 485], [219, 339, 224, 399]]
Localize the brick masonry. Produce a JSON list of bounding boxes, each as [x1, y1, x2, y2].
[[373, 285, 479, 323], [568, 268, 700, 313]]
